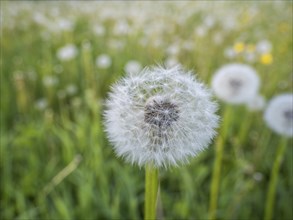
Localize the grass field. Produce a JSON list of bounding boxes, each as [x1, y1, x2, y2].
[[1, 1, 292, 220]]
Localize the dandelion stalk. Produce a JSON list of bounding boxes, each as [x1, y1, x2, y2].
[[209, 106, 231, 220], [264, 138, 287, 220], [144, 164, 159, 220]]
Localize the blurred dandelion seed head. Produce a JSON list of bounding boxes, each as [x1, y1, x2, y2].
[[96, 54, 112, 69], [124, 60, 142, 74], [57, 44, 78, 61], [264, 94, 293, 137], [212, 63, 260, 104], [104, 65, 219, 168], [256, 39, 272, 54]]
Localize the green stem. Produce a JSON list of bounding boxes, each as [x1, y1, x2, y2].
[[144, 164, 159, 220], [264, 138, 287, 220], [209, 106, 231, 220]]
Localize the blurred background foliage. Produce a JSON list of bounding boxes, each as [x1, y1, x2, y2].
[[1, 1, 292, 220]]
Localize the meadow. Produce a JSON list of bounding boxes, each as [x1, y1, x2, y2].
[[1, 1, 292, 220]]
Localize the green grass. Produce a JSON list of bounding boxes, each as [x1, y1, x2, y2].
[[1, 1, 292, 220]]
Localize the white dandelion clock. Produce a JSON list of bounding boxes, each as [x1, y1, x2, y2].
[[264, 94, 293, 137], [256, 39, 272, 54], [57, 44, 78, 61], [104, 65, 219, 168], [211, 63, 260, 104], [96, 54, 112, 69]]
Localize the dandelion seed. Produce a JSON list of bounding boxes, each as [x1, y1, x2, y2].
[[104, 65, 219, 168], [211, 63, 260, 104], [264, 94, 293, 137], [57, 44, 78, 61]]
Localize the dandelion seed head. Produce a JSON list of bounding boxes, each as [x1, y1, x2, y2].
[[43, 75, 59, 87], [256, 39, 272, 54], [264, 94, 293, 137], [57, 44, 78, 61], [211, 63, 260, 104], [96, 54, 112, 69], [66, 84, 78, 95], [35, 98, 48, 111], [104, 65, 219, 168]]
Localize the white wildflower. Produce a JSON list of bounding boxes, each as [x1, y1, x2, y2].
[[57, 44, 78, 61], [195, 25, 207, 37], [113, 20, 129, 35], [93, 24, 105, 36], [253, 172, 263, 182], [66, 84, 78, 95], [96, 54, 112, 69], [104, 66, 219, 168], [256, 40, 272, 54], [57, 18, 74, 32], [43, 75, 59, 87], [264, 94, 293, 137], [182, 40, 194, 51], [244, 51, 257, 63], [246, 94, 266, 111], [108, 39, 125, 50], [211, 63, 260, 104], [124, 60, 142, 74], [224, 47, 236, 59], [203, 16, 215, 28], [213, 33, 223, 45], [82, 40, 92, 51], [35, 98, 48, 110]]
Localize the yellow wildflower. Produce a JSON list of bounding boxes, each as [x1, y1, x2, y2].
[[260, 53, 273, 65], [233, 42, 245, 53]]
